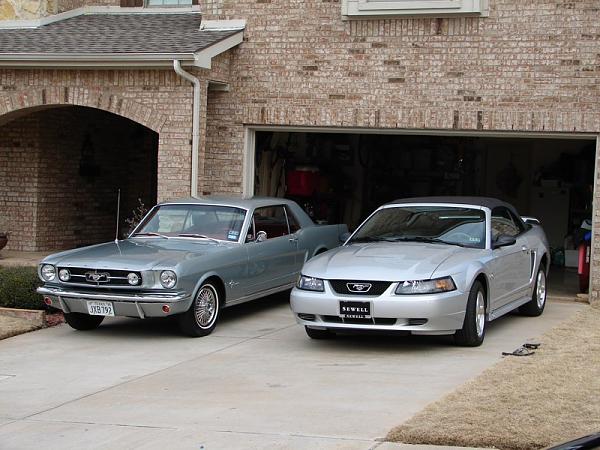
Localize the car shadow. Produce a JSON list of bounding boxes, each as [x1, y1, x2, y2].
[[80, 290, 293, 339]]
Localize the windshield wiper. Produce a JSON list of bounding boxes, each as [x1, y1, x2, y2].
[[350, 236, 398, 243], [177, 234, 221, 243], [131, 232, 169, 239], [393, 236, 468, 247]]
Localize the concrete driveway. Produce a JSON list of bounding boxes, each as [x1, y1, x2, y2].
[[0, 295, 583, 450]]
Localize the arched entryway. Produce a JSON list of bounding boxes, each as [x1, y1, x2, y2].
[[0, 105, 159, 251]]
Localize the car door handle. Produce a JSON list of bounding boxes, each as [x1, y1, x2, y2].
[[521, 246, 529, 253], [289, 236, 298, 243]]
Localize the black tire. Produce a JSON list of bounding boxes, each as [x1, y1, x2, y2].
[[178, 282, 220, 337], [520, 265, 547, 317], [454, 280, 486, 347], [305, 326, 334, 340], [64, 312, 104, 331]]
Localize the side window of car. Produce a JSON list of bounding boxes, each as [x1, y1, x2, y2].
[[285, 207, 301, 233], [491, 207, 520, 239], [253, 206, 290, 239], [507, 209, 526, 234]]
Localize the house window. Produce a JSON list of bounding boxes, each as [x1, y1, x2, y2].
[[342, 0, 488, 18], [146, 0, 192, 6]]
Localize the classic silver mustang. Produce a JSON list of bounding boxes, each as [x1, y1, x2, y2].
[[37, 197, 348, 336], [290, 197, 550, 346]]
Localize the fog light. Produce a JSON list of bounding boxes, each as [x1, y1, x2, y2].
[[127, 273, 140, 286], [43, 297, 52, 306], [162, 305, 170, 314], [58, 269, 71, 282]]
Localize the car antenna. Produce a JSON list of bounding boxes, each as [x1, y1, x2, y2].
[[115, 188, 121, 243]]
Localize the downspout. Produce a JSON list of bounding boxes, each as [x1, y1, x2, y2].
[[173, 59, 200, 197]]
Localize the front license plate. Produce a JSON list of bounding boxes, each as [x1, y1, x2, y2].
[[339, 301, 371, 318], [87, 301, 115, 316]]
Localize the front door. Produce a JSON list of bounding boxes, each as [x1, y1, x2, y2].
[[245, 205, 298, 295]]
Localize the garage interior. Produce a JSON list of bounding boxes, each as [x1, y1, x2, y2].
[[254, 130, 596, 298]]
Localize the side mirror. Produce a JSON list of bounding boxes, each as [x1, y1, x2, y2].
[[339, 232, 351, 243], [255, 231, 267, 243], [493, 235, 516, 249]]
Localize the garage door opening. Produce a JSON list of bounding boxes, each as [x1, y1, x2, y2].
[[253, 130, 596, 299]]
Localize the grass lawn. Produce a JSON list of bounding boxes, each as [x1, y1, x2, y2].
[[387, 304, 600, 450]]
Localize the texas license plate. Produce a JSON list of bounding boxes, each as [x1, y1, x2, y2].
[[339, 301, 371, 318], [87, 301, 114, 316]]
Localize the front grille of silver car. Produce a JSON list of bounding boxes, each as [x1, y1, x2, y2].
[[57, 267, 142, 286], [329, 280, 392, 296], [322, 315, 397, 326]]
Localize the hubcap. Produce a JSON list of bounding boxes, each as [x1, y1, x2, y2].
[[194, 285, 218, 328], [536, 270, 546, 309], [475, 291, 485, 337]]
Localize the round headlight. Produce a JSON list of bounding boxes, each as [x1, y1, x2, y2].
[[58, 269, 71, 282], [127, 273, 140, 286], [160, 270, 177, 289], [41, 264, 56, 282]]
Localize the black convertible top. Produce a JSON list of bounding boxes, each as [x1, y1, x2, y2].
[[388, 196, 521, 216]]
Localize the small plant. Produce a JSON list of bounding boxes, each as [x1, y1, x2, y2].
[[0, 266, 44, 310], [124, 198, 149, 236]]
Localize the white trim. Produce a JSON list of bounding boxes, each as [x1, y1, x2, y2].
[[0, 5, 201, 29], [243, 127, 256, 196], [342, 0, 488, 18], [246, 125, 597, 140], [193, 31, 244, 69], [199, 19, 246, 31], [589, 135, 599, 301]]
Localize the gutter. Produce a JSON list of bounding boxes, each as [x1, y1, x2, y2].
[[173, 60, 201, 198]]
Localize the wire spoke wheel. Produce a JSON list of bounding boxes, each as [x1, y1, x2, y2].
[[194, 285, 218, 328], [178, 282, 221, 337]]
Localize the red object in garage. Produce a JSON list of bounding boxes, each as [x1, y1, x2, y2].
[[287, 167, 319, 196], [578, 241, 590, 293]]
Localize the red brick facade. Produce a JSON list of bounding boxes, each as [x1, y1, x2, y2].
[[0, 1, 599, 302]]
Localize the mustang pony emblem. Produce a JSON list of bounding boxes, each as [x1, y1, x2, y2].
[[347, 283, 372, 293], [85, 272, 109, 283]]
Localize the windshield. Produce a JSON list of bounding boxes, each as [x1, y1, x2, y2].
[[133, 204, 247, 242], [349, 206, 486, 249]]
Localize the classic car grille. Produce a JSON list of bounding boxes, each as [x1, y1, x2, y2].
[[57, 267, 142, 286], [329, 280, 392, 296]]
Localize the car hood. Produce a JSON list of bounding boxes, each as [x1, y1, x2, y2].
[[302, 242, 464, 281], [42, 238, 235, 271]]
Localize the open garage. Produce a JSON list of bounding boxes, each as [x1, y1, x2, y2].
[[250, 129, 597, 297]]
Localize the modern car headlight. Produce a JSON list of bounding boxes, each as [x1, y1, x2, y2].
[[40, 264, 56, 282], [159, 270, 177, 289], [127, 272, 141, 286], [58, 268, 71, 282], [395, 276, 456, 295], [296, 275, 325, 292]]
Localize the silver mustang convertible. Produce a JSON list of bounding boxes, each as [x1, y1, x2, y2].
[[37, 197, 347, 337], [290, 197, 550, 346]]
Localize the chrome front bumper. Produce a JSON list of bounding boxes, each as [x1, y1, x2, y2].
[[290, 285, 468, 335], [37, 286, 193, 318]]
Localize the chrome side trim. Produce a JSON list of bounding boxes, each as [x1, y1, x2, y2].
[[226, 282, 295, 307], [37, 286, 189, 303]]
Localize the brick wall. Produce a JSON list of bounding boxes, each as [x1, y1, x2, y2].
[[0, 107, 158, 251], [198, 0, 600, 302], [0, 69, 201, 251]]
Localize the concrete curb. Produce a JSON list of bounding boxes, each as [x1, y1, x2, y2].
[[0, 307, 45, 328]]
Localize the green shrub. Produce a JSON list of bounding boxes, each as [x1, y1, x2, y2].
[[0, 266, 44, 310]]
